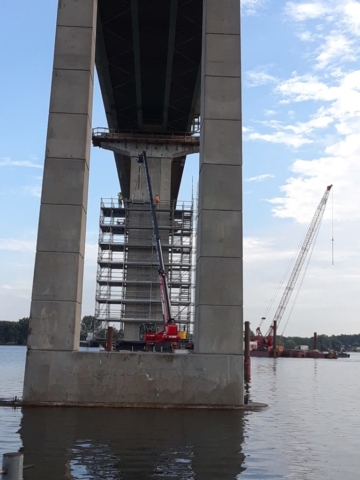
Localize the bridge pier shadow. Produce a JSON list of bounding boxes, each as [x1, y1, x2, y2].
[[20, 407, 246, 479]]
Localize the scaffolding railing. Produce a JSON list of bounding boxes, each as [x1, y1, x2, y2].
[[92, 128, 199, 146]]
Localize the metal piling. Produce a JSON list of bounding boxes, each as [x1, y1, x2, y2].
[[1, 453, 23, 479], [244, 321, 251, 382]]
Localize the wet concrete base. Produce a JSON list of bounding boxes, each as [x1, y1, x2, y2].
[[22, 350, 247, 408]]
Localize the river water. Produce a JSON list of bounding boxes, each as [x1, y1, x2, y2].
[[0, 346, 359, 479]]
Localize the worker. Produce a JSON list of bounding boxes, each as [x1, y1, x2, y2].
[[118, 191, 123, 207], [154, 194, 160, 208]]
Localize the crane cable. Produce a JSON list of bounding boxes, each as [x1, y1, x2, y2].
[[332, 186, 334, 265], [260, 227, 308, 324]]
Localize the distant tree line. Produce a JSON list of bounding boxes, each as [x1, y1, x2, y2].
[[0, 315, 118, 345], [1, 318, 360, 350], [0, 318, 29, 345], [280, 334, 360, 351], [249, 329, 360, 351]]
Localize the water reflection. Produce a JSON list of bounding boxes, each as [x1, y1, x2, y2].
[[20, 408, 246, 479]]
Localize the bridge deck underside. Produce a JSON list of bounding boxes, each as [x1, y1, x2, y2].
[[96, 0, 202, 133]]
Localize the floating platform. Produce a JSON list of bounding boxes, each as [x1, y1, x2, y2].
[[250, 349, 338, 359]]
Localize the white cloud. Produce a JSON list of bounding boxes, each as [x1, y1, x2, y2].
[[342, 1, 360, 34], [275, 74, 338, 102], [245, 69, 277, 87], [285, 2, 329, 21], [297, 31, 316, 42], [264, 109, 277, 116], [269, 145, 360, 223], [2, 285, 13, 290], [267, 67, 360, 222], [0, 157, 43, 169], [245, 60, 358, 149], [285, 1, 360, 71], [247, 174, 275, 182], [248, 131, 312, 148], [0, 239, 36, 252], [23, 186, 41, 198], [246, 109, 333, 148], [315, 32, 355, 69], [241, 0, 266, 15]]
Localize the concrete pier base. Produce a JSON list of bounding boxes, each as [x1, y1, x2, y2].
[[23, 351, 244, 407]]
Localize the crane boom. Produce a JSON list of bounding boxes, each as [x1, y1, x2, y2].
[[137, 151, 173, 327], [264, 184, 332, 337]]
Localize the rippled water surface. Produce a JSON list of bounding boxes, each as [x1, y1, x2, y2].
[[0, 346, 359, 479]]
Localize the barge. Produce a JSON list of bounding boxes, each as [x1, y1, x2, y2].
[[250, 348, 338, 359]]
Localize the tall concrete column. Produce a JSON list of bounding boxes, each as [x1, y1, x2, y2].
[[195, 0, 243, 354], [27, 0, 97, 351]]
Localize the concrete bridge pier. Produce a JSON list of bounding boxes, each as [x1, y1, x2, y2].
[[26, 0, 97, 353], [195, 0, 243, 357], [23, 0, 244, 407]]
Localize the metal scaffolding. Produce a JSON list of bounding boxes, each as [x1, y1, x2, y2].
[[95, 198, 195, 339]]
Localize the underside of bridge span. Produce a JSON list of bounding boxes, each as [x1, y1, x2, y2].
[[96, 0, 202, 200], [23, 0, 244, 408]]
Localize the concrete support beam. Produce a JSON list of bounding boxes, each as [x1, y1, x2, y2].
[[195, 0, 243, 356], [27, 0, 97, 352]]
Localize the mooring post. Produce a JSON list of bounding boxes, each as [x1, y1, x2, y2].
[[2, 452, 23, 479], [244, 321, 251, 382], [313, 332, 318, 350], [107, 327, 113, 352], [273, 321, 277, 358]]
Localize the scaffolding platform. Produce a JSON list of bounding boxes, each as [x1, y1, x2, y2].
[[95, 198, 195, 341]]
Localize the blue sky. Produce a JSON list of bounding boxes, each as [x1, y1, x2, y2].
[[1, 0, 359, 336]]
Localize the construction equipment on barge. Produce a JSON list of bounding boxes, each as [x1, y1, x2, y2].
[[252, 185, 333, 353]]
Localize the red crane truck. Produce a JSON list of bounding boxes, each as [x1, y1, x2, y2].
[[137, 151, 182, 351]]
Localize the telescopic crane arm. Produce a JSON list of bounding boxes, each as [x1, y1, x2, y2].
[[137, 151, 173, 328], [259, 185, 332, 341]]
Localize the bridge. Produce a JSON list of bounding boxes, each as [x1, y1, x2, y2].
[[23, 0, 243, 408]]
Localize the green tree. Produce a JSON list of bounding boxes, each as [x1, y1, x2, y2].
[[284, 338, 296, 349], [0, 321, 17, 344], [17, 318, 29, 345], [80, 315, 96, 341], [331, 336, 342, 351], [0, 318, 28, 345]]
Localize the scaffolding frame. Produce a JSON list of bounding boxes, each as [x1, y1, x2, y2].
[[94, 198, 195, 338]]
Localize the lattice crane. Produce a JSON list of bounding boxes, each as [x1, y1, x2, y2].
[[255, 185, 333, 348]]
